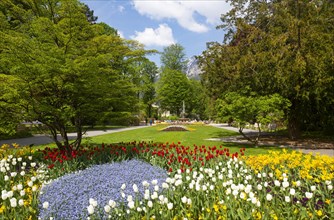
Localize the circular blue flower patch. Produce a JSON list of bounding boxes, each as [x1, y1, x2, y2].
[[38, 159, 167, 219]]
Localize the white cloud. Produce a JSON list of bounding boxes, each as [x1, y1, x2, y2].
[[118, 5, 125, 13], [132, 0, 231, 33], [130, 24, 176, 47]]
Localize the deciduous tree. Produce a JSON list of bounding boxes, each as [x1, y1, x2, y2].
[[0, 0, 149, 150]]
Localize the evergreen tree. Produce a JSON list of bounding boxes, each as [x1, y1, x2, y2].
[[199, 0, 334, 138]]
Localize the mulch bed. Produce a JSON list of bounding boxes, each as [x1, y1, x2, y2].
[[161, 126, 189, 132], [255, 135, 334, 149]]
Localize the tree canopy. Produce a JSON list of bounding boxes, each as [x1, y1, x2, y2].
[[160, 44, 188, 73], [199, 0, 334, 138], [0, 0, 150, 150], [156, 69, 191, 116]]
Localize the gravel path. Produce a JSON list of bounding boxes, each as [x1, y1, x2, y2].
[[0, 126, 147, 147]]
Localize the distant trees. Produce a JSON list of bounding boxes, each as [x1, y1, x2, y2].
[[199, 0, 334, 138], [140, 60, 159, 119], [157, 44, 209, 119], [160, 44, 188, 73], [0, 0, 150, 150], [157, 69, 191, 116]]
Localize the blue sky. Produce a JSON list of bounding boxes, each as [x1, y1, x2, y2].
[[81, 0, 231, 66]]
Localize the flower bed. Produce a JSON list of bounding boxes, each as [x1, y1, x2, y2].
[[38, 160, 167, 219], [161, 125, 189, 131], [1, 142, 333, 219]]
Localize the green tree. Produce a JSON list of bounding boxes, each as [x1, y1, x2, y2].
[[160, 44, 188, 72], [141, 60, 158, 119], [216, 92, 290, 145], [0, 0, 149, 150], [200, 0, 334, 138], [0, 75, 25, 136], [156, 69, 191, 116], [186, 79, 209, 120]]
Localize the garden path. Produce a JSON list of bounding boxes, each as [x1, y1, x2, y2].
[[0, 126, 147, 147], [209, 124, 334, 157]]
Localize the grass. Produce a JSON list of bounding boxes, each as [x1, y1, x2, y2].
[[3, 124, 287, 156], [81, 124, 284, 156]]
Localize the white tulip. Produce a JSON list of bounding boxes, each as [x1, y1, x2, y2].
[[17, 184, 23, 191], [175, 179, 182, 186], [151, 192, 158, 200], [142, 181, 149, 187], [132, 184, 139, 193], [108, 200, 116, 208], [104, 205, 111, 213], [7, 191, 13, 198], [19, 199, 24, 206], [167, 202, 173, 210], [127, 195, 133, 202], [162, 182, 169, 189], [20, 190, 25, 196], [305, 192, 313, 199], [285, 196, 290, 202], [87, 205, 94, 215], [128, 201, 135, 209], [181, 196, 187, 203], [43, 201, 49, 209], [89, 198, 97, 207], [10, 198, 17, 208], [282, 181, 289, 188]]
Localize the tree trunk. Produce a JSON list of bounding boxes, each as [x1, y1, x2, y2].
[[238, 126, 258, 146], [59, 126, 70, 152], [49, 126, 63, 149], [288, 101, 302, 140], [147, 104, 152, 118], [73, 118, 83, 150]]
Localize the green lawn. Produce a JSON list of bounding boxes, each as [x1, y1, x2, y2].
[[81, 124, 284, 156]]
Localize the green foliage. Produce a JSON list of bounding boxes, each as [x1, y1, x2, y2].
[[160, 43, 188, 72], [157, 69, 191, 116], [216, 93, 290, 132], [139, 60, 158, 118], [0, 75, 25, 135], [187, 79, 209, 120], [0, 0, 150, 149], [199, 0, 334, 138]]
